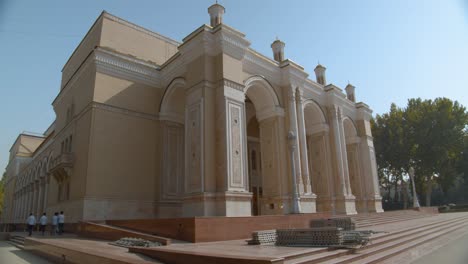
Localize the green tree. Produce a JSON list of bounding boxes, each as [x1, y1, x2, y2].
[[373, 98, 468, 207], [372, 103, 411, 205]]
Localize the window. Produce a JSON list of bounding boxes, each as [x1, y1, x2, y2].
[[66, 181, 70, 200], [68, 135, 73, 152], [58, 184, 63, 202], [64, 138, 69, 153], [251, 150, 257, 170]]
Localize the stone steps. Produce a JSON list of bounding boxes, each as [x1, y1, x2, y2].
[[354, 213, 434, 227], [283, 214, 468, 264], [8, 235, 25, 249], [328, 218, 468, 264]]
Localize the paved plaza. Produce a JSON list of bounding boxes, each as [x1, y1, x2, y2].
[[0, 241, 51, 264]]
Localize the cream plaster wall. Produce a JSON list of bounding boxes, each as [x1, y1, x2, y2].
[[85, 108, 157, 202], [54, 65, 96, 132], [94, 72, 162, 115], [10, 135, 44, 160], [61, 17, 102, 88], [100, 16, 178, 65]]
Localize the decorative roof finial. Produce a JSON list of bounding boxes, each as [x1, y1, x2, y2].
[[208, 1, 225, 27], [271, 38, 286, 62]]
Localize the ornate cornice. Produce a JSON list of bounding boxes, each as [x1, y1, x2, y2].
[[94, 47, 161, 87], [219, 78, 244, 92]]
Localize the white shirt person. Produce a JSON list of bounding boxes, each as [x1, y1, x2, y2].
[[26, 214, 36, 236]]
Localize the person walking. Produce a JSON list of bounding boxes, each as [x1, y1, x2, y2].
[[26, 213, 36, 236], [39, 213, 47, 236], [58, 211, 65, 235], [51, 212, 58, 235]]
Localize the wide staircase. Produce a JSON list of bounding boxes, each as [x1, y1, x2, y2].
[[7, 234, 26, 249], [283, 211, 468, 264], [351, 209, 436, 228]]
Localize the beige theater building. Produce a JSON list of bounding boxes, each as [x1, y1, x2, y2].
[[1, 3, 383, 226]]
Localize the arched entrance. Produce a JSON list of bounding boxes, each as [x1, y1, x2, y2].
[[244, 76, 286, 215], [343, 118, 366, 212], [303, 101, 334, 212], [158, 78, 186, 216]]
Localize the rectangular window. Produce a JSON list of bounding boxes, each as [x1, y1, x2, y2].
[[66, 182, 70, 200], [69, 135, 73, 152]]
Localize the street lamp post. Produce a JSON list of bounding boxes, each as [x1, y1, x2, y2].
[[408, 167, 420, 208], [288, 131, 301, 214]]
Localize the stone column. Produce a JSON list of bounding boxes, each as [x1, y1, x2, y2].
[[356, 118, 384, 213], [338, 119, 353, 196], [33, 182, 39, 217], [216, 79, 252, 216], [43, 176, 50, 213], [17, 191, 22, 221], [287, 87, 304, 193], [12, 193, 17, 222], [22, 189, 27, 219], [328, 105, 357, 215], [287, 131, 301, 214], [17, 193, 21, 222], [36, 181, 43, 216], [28, 185, 34, 215], [21, 190, 25, 220], [295, 89, 312, 194]]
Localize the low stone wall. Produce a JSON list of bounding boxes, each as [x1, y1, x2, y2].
[[109, 213, 332, 243], [76, 221, 171, 245]]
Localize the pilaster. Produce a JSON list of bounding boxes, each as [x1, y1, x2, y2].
[[296, 89, 313, 194], [328, 105, 357, 215], [355, 116, 384, 213], [287, 87, 304, 193], [212, 79, 251, 216]]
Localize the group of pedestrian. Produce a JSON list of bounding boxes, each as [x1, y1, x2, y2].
[[26, 211, 65, 236]]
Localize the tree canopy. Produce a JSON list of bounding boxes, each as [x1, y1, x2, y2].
[[372, 98, 467, 207]]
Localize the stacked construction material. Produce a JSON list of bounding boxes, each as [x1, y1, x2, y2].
[[110, 237, 162, 248], [310, 217, 356, 231], [247, 229, 277, 245], [248, 218, 372, 248], [341, 230, 371, 247], [276, 227, 344, 247]]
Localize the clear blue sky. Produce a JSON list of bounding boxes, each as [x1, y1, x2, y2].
[[1, 0, 467, 172]]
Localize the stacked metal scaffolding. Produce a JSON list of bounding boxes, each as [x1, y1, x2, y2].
[[247, 217, 376, 248], [247, 229, 277, 245], [310, 217, 356, 231], [276, 227, 344, 247]]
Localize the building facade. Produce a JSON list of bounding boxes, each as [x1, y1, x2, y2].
[[1, 4, 383, 225]]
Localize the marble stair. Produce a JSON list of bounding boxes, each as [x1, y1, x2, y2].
[[8, 234, 26, 249], [352, 210, 434, 228], [283, 213, 468, 264]]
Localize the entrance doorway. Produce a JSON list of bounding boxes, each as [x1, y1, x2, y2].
[[248, 140, 262, 215], [246, 99, 263, 216]]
